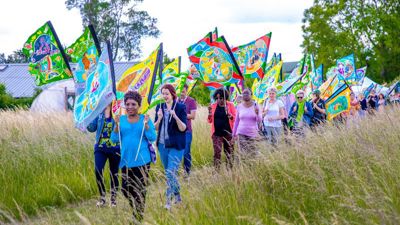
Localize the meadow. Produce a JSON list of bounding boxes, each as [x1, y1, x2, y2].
[[1, 107, 400, 224]]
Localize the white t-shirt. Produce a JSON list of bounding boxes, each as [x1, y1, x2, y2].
[[263, 100, 284, 127]]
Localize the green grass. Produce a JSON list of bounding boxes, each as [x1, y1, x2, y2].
[[2, 107, 400, 224]]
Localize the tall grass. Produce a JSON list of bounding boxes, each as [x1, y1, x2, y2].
[[2, 107, 400, 224]]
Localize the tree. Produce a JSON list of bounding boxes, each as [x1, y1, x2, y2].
[[302, 0, 400, 83], [65, 0, 160, 61], [0, 50, 28, 64]]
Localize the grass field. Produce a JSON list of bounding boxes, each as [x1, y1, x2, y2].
[[1, 107, 400, 224]]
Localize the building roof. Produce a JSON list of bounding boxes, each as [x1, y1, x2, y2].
[[0, 62, 136, 98], [0, 61, 298, 98]]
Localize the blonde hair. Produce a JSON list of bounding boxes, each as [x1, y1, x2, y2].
[[296, 90, 305, 95]]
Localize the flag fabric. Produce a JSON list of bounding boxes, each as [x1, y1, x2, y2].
[[229, 83, 242, 106], [326, 66, 339, 79], [318, 75, 342, 101], [66, 25, 101, 93], [186, 76, 197, 96], [311, 64, 324, 89], [212, 27, 218, 42], [363, 83, 375, 98], [252, 61, 282, 104], [73, 42, 116, 129], [387, 81, 399, 96], [325, 84, 351, 120], [22, 21, 72, 86], [286, 55, 305, 81], [187, 35, 243, 89], [355, 66, 367, 85], [150, 57, 187, 108], [337, 54, 357, 83], [113, 44, 162, 115], [264, 53, 277, 75], [232, 33, 271, 79]]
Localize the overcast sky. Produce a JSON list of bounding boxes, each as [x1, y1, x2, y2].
[[0, 0, 313, 68]]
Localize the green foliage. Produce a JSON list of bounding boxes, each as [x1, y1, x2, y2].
[[190, 83, 211, 106], [65, 0, 160, 61], [0, 84, 41, 109], [0, 50, 28, 64], [302, 0, 400, 83]]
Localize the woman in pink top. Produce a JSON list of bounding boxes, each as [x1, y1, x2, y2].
[[232, 88, 261, 156]]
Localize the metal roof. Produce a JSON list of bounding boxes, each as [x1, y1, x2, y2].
[[0, 62, 137, 98], [0, 61, 297, 98]]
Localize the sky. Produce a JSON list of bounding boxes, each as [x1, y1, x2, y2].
[[0, 0, 314, 68]]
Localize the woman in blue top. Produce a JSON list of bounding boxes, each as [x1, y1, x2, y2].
[[154, 84, 187, 210], [87, 104, 120, 207], [288, 90, 314, 136], [111, 91, 157, 222]]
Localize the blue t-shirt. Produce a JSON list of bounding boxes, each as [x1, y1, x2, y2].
[[111, 115, 156, 168]]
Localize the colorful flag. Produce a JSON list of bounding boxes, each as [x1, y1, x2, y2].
[[355, 66, 367, 85], [311, 64, 324, 89], [363, 83, 375, 98], [74, 42, 116, 129], [113, 44, 162, 115], [319, 75, 341, 101], [150, 57, 187, 108], [337, 54, 356, 83], [22, 21, 72, 86], [252, 61, 282, 104], [66, 25, 101, 93], [326, 66, 339, 79], [186, 76, 197, 96], [212, 27, 218, 42], [187, 35, 243, 89], [325, 84, 351, 120], [286, 55, 305, 81], [232, 33, 271, 79]]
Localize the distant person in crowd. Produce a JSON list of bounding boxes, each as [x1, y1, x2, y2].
[[87, 104, 120, 208], [208, 87, 236, 170], [349, 92, 360, 117], [262, 87, 285, 146], [310, 89, 326, 127], [179, 84, 197, 178], [378, 93, 386, 110], [232, 88, 261, 156], [367, 90, 378, 111], [154, 84, 187, 210], [358, 93, 368, 117], [288, 90, 314, 135], [111, 91, 156, 222]]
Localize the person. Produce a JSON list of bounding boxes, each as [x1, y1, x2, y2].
[[111, 91, 157, 222], [288, 90, 314, 135], [367, 90, 378, 111], [154, 84, 187, 210], [232, 88, 261, 156], [377, 93, 386, 110], [262, 87, 285, 146], [179, 84, 197, 177], [207, 87, 236, 170], [349, 92, 360, 117], [87, 104, 120, 207], [358, 93, 368, 117], [310, 89, 326, 127]]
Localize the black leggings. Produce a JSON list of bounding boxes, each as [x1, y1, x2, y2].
[[94, 150, 120, 198], [121, 164, 150, 221]]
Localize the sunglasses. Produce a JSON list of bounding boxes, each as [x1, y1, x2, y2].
[[297, 96, 304, 99]]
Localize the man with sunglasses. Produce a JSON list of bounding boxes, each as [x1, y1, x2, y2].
[[288, 90, 314, 135]]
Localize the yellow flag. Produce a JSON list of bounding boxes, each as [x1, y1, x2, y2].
[[112, 44, 162, 115], [325, 85, 351, 120]]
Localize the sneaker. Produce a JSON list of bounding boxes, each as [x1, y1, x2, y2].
[[164, 202, 171, 210], [174, 194, 182, 205], [110, 200, 117, 207], [96, 197, 106, 207]]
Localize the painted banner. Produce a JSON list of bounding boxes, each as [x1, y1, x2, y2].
[[232, 32, 271, 79], [113, 44, 162, 115], [355, 66, 367, 85], [212, 27, 218, 42], [22, 21, 72, 86], [150, 57, 187, 108], [66, 25, 101, 93], [252, 61, 282, 104], [187, 35, 243, 89], [311, 64, 324, 89], [326, 66, 339, 79], [74, 42, 116, 129], [325, 84, 351, 120], [318, 75, 341, 101], [337, 54, 356, 83]]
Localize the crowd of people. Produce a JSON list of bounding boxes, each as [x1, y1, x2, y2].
[[86, 83, 399, 223]]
